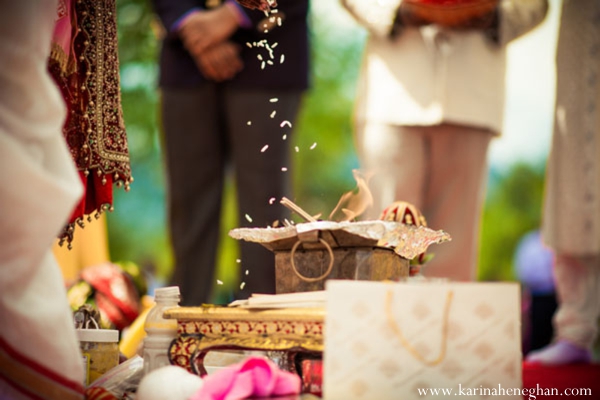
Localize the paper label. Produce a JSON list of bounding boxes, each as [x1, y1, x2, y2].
[[82, 353, 90, 386]]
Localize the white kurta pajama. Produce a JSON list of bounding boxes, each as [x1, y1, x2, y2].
[[342, 0, 548, 281], [542, 0, 600, 350], [0, 1, 85, 398]]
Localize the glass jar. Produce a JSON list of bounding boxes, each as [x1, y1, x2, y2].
[[77, 329, 119, 385]]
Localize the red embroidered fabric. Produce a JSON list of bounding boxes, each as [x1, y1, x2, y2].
[[48, 0, 132, 248]]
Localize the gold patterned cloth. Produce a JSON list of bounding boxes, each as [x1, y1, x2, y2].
[[49, 0, 132, 247]]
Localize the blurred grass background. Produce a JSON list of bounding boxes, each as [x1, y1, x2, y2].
[[110, 0, 548, 302]]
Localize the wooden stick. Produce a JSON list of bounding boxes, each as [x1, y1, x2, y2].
[[280, 197, 318, 222]]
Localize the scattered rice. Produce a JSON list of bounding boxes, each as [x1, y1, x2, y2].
[[265, 42, 274, 59], [270, 98, 278, 102], [272, 42, 278, 48], [246, 270, 249, 275], [271, 9, 278, 13], [270, 111, 276, 118], [240, 282, 246, 290], [280, 120, 292, 128], [236, 259, 241, 263], [247, 121, 252, 125], [281, 167, 288, 172], [264, 29, 269, 33], [282, 134, 287, 140], [257, 54, 263, 60], [310, 142, 317, 150], [295, 146, 299, 152], [246, 42, 253, 48], [261, 61, 266, 70], [245, 214, 253, 223], [277, 17, 282, 26], [269, 197, 276, 204], [261, 144, 269, 152], [217, 279, 223, 285], [267, 60, 274, 65], [280, 54, 285, 64]]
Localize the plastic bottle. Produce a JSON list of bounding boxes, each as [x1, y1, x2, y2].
[[142, 286, 180, 375]]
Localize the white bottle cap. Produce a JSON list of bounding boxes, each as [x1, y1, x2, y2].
[[76, 329, 119, 343], [154, 286, 180, 298]]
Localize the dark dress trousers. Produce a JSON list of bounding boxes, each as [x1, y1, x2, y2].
[[151, 0, 310, 305]]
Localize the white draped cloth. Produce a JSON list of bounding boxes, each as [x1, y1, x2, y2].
[[0, 0, 85, 398]]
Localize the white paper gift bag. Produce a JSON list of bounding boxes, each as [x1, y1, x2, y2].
[[324, 280, 522, 400]]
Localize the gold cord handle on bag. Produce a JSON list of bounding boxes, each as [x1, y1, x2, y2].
[[290, 238, 334, 282], [385, 289, 454, 366]]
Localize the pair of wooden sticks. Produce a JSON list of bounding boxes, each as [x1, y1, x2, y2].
[[280, 197, 319, 223]]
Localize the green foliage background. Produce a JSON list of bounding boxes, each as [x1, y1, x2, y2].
[[109, 0, 547, 301]]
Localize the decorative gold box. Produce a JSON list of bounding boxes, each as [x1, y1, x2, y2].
[[230, 220, 450, 293], [165, 306, 325, 376]]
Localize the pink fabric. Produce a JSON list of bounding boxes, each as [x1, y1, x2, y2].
[[52, 0, 74, 59], [190, 357, 301, 400]]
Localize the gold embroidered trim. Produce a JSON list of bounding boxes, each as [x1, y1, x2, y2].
[[75, 0, 131, 180], [58, 202, 114, 249]]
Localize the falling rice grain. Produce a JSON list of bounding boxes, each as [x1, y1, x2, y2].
[[217, 279, 223, 285], [246, 42, 253, 48], [265, 43, 274, 59], [245, 213, 253, 223], [236, 259, 241, 263], [261, 144, 269, 152], [267, 60, 273, 65], [277, 17, 282, 26], [272, 42, 278, 48], [240, 282, 246, 290], [280, 54, 285, 64], [257, 54, 263, 61], [310, 142, 317, 150], [280, 120, 292, 128], [269, 197, 276, 204], [247, 121, 252, 125], [270, 111, 276, 118], [281, 167, 288, 172], [261, 61, 266, 70], [270, 98, 279, 103], [282, 134, 287, 140], [295, 146, 299, 152], [246, 270, 249, 275]]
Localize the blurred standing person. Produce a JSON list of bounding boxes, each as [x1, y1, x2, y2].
[[527, 0, 600, 365], [151, 0, 310, 305], [341, 0, 548, 281]]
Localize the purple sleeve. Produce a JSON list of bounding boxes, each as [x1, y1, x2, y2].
[[170, 7, 202, 33], [226, 0, 252, 28], [151, 0, 200, 34]]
